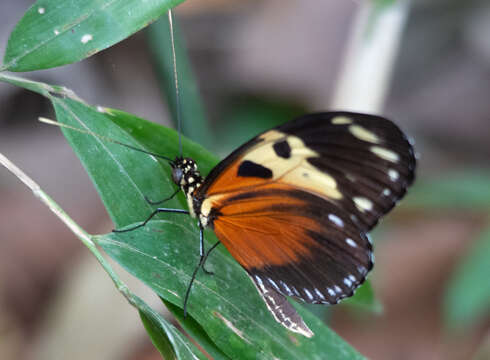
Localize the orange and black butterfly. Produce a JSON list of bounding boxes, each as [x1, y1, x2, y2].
[[117, 111, 416, 337]]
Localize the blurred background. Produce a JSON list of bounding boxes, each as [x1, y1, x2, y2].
[[1, 0, 489, 359]]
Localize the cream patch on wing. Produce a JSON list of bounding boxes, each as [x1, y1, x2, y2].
[[349, 125, 380, 143], [200, 193, 226, 217], [370, 146, 400, 162], [242, 130, 343, 200], [331, 115, 353, 125], [353, 197, 373, 212]]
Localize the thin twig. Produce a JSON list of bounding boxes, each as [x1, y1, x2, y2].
[[0, 152, 136, 304], [330, 0, 411, 113]]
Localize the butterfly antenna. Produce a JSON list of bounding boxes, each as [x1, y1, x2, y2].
[[168, 9, 183, 158], [39, 117, 174, 163]]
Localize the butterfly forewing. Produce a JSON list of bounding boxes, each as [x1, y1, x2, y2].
[[275, 112, 416, 231]]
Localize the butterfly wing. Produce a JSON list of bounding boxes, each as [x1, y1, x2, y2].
[[195, 112, 415, 335], [210, 184, 373, 337]]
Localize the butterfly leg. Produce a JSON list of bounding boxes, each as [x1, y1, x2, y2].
[[183, 233, 220, 317], [144, 187, 180, 205], [112, 208, 189, 233], [201, 237, 220, 275], [198, 226, 213, 275]]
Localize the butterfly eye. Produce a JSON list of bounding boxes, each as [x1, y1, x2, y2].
[[172, 167, 184, 185]]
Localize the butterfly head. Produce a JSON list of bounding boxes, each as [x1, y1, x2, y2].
[[171, 157, 203, 195]]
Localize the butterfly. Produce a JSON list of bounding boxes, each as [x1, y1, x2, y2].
[[115, 110, 416, 337]]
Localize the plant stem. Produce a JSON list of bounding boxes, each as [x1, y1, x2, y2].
[[0, 152, 137, 306], [330, 0, 411, 113]]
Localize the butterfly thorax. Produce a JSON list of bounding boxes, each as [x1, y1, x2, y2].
[[171, 157, 203, 219]]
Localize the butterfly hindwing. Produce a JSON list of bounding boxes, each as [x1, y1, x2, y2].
[[210, 184, 373, 304], [249, 272, 314, 337]]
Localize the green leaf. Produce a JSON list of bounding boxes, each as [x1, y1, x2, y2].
[[139, 311, 178, 360], [132, 295, 205, 360], [137, 297, 206, 360], [404, 172, 490, 211], [163, 300, 231, 360], [147, 16, 214, 148], [48, 95, 206, 359], [3, 0, 185, 72], [96, 222, 364, 360], [444, 226, 490, 330]]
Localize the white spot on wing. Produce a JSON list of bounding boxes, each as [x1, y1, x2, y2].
[[388, 169, 400, 181], [383, 188, 392, 196], [304, 288, 314, 301], [268, 278, 280, 292], [346, 238, 357, 248], [357, 265, 367, 275], [349, 125, 380, 143], [367, 234, 373, 245], [328, 213, 344, 227], [280, 281, 292, 295], [344, 278, 352, 287], [331, 116, 352, 125], [327, 288, 335, 296], [345, 173, 357, 182], [81, 34, 93, 44], [371, 146, 400, 162], [348, 274, 356, 283], [334, 285, 342, 293], [315, 288, 326, 300], [353, 197, 373, 212]]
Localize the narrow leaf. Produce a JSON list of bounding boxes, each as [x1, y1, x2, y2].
[[140, 310, 178, 360], [164, 300, 231, 360], [3, 0, 185, 71], [138, 304, 206, 360]]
